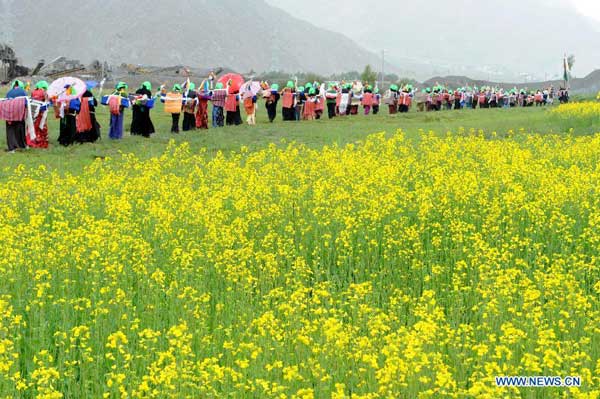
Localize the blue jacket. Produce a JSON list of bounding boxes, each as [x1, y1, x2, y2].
[[6, 87, 27, 99]]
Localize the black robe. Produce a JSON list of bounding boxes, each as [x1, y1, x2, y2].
[[265, 93, 280, 123], [5, 121, 26, 151], [182, 92, 197, 131], [58, 102, 78, 146], [130, 88, 155, 137]]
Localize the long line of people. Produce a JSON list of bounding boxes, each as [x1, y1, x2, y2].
[[1, 76, 569, 152]]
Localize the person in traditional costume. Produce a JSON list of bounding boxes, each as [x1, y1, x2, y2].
[[195, 82, 210, 130], [108, 82, 128, 139], [281, 81, 296, 121], [464, 87, 473, 109], [433, 87, 443, 111], [361, 85, 373, 115], [57, 84, 81, 146], [130, 81, 155, 137], [265, 84, 280, 123], [477, 89, 487, 109], [489, 90, 498, 108], [225, 82, 242, 126], [441, 89, 450, 110], [372, 87, 381, 115], [303, 88, 317, 120], [339, 84, 351, 116], [325, 83, 337, 119], [296, 83, 314, 121], [424, 88, 433, 112], [295, 86, 305, 121], [509, 90, 517, 108], [168, 84, 182, 133], [314, 83, 324, 120], [387, 84, 399, 114], [29, 80, 49, 148], [398, 86, 412, 113], [211, 82, 227, 127], [75, 84, 101, 143], [454, 88, 462, 110], [182, 83, 198, 131], [242, 85, 257, 125], [2, 80, 28, 152], [534, 90, 543, 106], [350, 82, 363, 115], [471, 87, 479, 109], [496, 89, 504, 108]]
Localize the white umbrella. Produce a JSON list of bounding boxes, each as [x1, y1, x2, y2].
[[47, 77, 86, 101]]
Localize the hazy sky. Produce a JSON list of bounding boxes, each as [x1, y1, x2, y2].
[[572, 0, 600, 21]]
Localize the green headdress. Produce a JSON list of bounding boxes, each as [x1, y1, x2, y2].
[[116, 81, 128, 90], [189, 83, 196, 91], [141, 81, 152, 91], [12, 80, 24, 89], [308, 87, 316, 95], [286, 80, 294, 89], [390, 84, 399, 91], [271, 84, 279, 91], [215, 82, 224, 89], [173, 84, 182, 92], [35, 80, 49, 90]]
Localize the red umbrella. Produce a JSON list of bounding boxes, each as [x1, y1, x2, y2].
[[218, 73, 244, 93]]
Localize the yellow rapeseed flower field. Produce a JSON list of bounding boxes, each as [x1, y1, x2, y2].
[[551, 101, 600, 118], [0, 131, 599, 398], [550, 102, 600, 132]]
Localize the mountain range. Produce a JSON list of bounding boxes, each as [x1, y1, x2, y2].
[[2, 0, 599, 83], [266, 0, 600, 81], [0, 0, 386, 76]]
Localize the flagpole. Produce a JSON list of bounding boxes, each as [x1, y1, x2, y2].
[[563, 54, 566, 90]]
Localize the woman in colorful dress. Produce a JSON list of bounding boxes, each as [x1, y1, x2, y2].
[[265, 84, 280, 123], [225, 85, 242, 126], [108, 82, 128, 139], [281, 81, 296, 121], [29, 80, 49, 148], [58, 83, 81, 146], [76, 84, 101, 143], [195, 82, 210, 130], [182, 83, 197, 131], [362, 85, 373, 115]]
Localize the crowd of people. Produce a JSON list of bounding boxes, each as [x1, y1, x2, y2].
[[0, 75, 570, 152]]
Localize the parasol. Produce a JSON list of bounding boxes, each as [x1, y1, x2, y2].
[[85, 80, 99, 90], [48, 77, 86, 101], [218, 73, 244, 93], [240, 81, 261, 97]]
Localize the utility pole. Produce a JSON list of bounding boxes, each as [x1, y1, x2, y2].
[[381, 49, 385, 89]]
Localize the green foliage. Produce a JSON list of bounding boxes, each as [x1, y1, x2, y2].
[[360, 65, 378, 85]]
